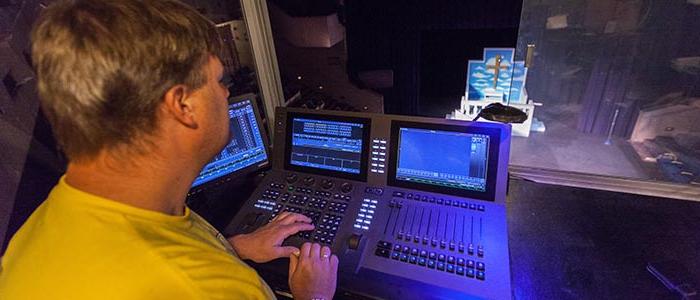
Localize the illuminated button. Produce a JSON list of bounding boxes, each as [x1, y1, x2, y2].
[[372, 146, 379, 149], [375, 248, 390, 258], [371, 169, 378, 173], [466, 269, 475, 278], [393, 244, 402, 252], [419, 250, 428, 258], [378, 170, 385, 174], [400, 254, 409, 262], [456, 266, 465, 275], [391, 252, 400, 260], [457, 258, 465, 266], [476, 271, 485, 280], [378, 164, 385, 168], [447, 256, 455, 264], [380, 146, 386, 150], [428, 252, 436, 259], [446, 264, 455, 273], [438, 254, 446, 262], [418, 258, 426, 266], [380, 140, 387, 144], [437, 262, 445, 271], [467, 260, 475, 268], [402, 246, 411, 254], [372, 151, 379, 155], [379, 158, 386, 162], [371, 163, 378, 167], [476, 262, 485, 271], [409, 256, 417, 264], [372, 157, 379, 161], [427, 260, 436, 269]]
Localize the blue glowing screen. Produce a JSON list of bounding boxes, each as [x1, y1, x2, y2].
[[192, 99, 267, 187], [395, 128, 489, 192], [290, 118, 364, 174]]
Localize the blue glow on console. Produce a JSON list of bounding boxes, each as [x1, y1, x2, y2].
[[290, 118, 364, 174], [192, 99, 267, 187], [396, 128, 489, 192]]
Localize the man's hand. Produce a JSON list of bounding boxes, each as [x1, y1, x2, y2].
[[289, 242, 338, 300], [228, 212, 314, 263]]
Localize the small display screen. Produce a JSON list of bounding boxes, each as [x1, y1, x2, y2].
[[388, 121, 500, 201], [285, 113, 370, 181], [395, 128, 490, 192], [290, 118, 364, 173], [192, 99, 267, 187]]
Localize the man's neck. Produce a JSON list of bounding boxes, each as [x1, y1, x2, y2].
[[64, 151, 197, 216]]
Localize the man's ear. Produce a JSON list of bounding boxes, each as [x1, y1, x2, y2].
[[162, 84, 198, 129]]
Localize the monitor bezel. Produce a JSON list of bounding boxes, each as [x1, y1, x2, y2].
[[387, 121, 501, 201], [188, 93, 271, 195], [284, 112, 372, 182]]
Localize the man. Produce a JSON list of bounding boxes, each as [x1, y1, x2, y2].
[[0, 0, 338, 299]]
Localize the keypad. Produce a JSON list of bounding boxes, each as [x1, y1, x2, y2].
[[262, 180, 348, 247], [370, 139, 388, 174], [353, 198, 377, 230], [374, 241, 486, 281], [392, 189, 485, 213], [328, 201, 348, 214]]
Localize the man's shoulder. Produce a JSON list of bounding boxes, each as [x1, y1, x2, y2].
[[0, 198, 273, 299]]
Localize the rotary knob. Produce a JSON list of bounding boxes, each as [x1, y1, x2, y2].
[[321, 179, 334, 190], [285, 173, 298, 184], [303, 176, 316, 186], [340, 182, 353, 193]]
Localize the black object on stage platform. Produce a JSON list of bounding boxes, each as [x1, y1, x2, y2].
[[224, 107, 514, 299]]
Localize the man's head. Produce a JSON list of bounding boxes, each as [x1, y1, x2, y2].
[[31, 0, 226, 162]]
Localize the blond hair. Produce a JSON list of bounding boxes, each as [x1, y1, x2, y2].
[[31, 0, 223, 160]]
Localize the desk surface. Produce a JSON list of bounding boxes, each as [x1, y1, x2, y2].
[[193, 175, 700, 299], [507, 179, 700, 299]]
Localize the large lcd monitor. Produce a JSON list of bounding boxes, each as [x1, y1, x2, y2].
[[284, 112, 371, 181], [190, 94, 269, 191], [387, 121, 501, 201]]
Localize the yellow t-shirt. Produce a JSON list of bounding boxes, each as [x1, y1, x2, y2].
[[0, 177, 275, 299]]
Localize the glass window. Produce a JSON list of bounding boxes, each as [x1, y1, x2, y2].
[[502, 0, 700, 186]]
